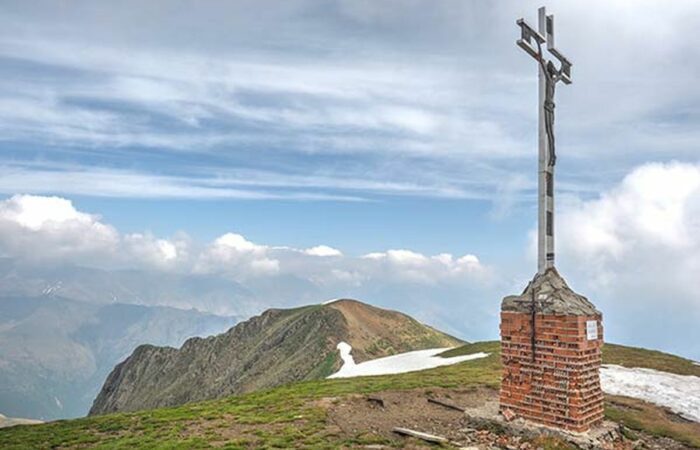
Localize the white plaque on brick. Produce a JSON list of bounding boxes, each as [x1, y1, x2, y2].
[[586, 320, 598, 340]]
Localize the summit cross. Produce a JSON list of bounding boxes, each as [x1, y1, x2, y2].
[[516, 6, 572, 274]]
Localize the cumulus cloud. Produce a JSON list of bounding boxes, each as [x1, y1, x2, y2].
[[0, 195, 489, 292], [123, 233, 188, 269], [559, 162, 700, 292], [303, 245, 343, 257], [359, 249, 487, 284], [0, 195, 119, 262], [195, 233, 280, 278], [556, 162, 700, 356], [0, 195, 182, 268]]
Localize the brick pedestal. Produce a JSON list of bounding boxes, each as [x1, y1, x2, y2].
[[499, 269, 604, 432]]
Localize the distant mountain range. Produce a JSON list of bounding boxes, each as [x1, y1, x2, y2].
[[0, 258, 258, 316], [0, 258, 474, 421], [90, 299, 463, 415], [0, 259, 252, 420]]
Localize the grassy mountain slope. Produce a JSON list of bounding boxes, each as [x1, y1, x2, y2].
[[3, 342, 698, 449], [89, 299, 463, 416]]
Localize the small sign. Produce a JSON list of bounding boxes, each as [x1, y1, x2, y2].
[[586, 320, 598, 340]]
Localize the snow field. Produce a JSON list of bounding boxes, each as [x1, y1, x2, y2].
[[328, 342, 489, 379], [600, 364, 700, 422]]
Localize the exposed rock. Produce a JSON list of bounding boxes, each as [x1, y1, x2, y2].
[[89, 299, 463, 415], [501, 268, 599, 316]]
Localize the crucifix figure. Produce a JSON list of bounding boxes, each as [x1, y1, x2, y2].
[[516, 6, 572, 273], [541, 59, 560, 167]]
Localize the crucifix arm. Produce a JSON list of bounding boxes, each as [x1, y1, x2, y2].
[[516, 18, 545, 60]]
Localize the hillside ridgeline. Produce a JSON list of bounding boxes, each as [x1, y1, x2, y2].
[[89, 299, 462, 415]]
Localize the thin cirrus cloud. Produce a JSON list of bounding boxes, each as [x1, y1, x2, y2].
[[0, 1, 632, 207], [0, 162, 495, 200], [3, 1, 698, 205]]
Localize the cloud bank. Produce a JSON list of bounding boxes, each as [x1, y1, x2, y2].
[[0, 194, 491, 288]]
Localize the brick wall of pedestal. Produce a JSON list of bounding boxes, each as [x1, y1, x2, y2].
[[499, 312, 604, 432]]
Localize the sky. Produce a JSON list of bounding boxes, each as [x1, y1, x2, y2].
[[1, 1, 699, 359]]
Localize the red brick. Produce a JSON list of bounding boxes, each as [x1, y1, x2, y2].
[[499, 311, 604, 432]]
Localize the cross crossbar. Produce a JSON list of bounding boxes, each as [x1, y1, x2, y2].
[[516, 19, 544, 59]]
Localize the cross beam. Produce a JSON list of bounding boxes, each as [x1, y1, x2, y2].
[[516, 6, 572, 274]]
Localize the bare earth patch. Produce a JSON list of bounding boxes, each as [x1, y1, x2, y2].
[[328, 387, 491, 444], [324, 387, 699, 450]]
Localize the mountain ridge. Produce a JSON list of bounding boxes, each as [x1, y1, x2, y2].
[[89, 298, 464, 415]]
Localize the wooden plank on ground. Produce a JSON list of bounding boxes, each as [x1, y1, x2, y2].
[[427, 397, 465, 412], [392, 427, 448, 444]]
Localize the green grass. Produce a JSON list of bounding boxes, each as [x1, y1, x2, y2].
[[442, 340, 700, 376], [0, 348, 501, 449], [602, 343, 700, 376], [438, 340, 500, 358], [2, 341, 697, 449], [605, 396, 700, 448]]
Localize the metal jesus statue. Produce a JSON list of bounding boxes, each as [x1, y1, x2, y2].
[[541, 60, 561, 167], [516, 6, 572, 273]]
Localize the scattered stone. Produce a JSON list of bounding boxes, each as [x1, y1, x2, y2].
[[501, 408, 517, 422], [366, 396, 385, 408]]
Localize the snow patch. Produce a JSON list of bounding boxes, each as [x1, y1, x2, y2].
[[336, 342, 355, 367], [600, 365, 700, 422], [322, 298, 342, 305], [328, 343, 488, 379]]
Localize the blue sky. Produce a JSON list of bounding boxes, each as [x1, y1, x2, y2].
[[1, 1, 700, 359]]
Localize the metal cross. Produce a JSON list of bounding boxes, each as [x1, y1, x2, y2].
[[516, 6, 572, 274]]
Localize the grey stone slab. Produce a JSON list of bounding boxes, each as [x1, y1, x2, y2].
[[501, 268, 599, 316]]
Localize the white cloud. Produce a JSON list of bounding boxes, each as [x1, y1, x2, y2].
[[304, 245, 343, 257], [0, 195, 119, 261], [556, 162, 700, 356], [0, 195, 184, 268], [0, 194, 489, 288], [0, 195, 97, 231], [358, 249, 487, 284], [559, 162, 700, 289], [0, 164, 366, 202], [213, 233, 266, 253], [194, 233, 280, 278], [123, 233, 185, 268]]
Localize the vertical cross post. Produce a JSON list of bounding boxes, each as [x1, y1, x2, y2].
[[516, 6, 572, 274], [537, 6, 552, 274]]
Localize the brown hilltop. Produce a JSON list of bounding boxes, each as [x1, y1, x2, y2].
[[326, 298, 462, 362]]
